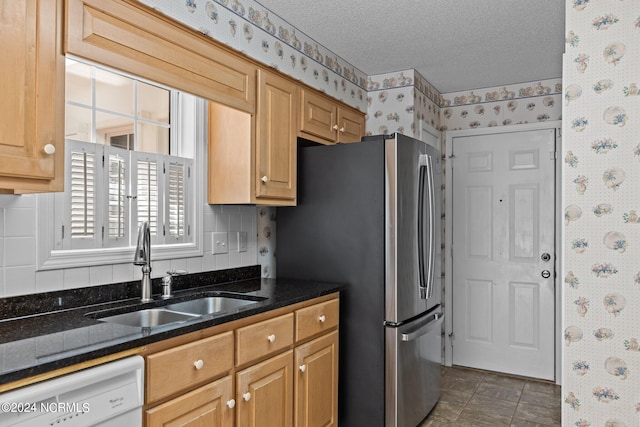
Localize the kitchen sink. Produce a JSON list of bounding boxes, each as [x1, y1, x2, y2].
[[166, 296, 261, 316], [97, 308, 199, 328]]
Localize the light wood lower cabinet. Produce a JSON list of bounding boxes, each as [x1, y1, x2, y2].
[[294, 332, 339, 427], [236, 350, 293, 427], [142, 295, 339, 427], [146, 376, 234, 427]]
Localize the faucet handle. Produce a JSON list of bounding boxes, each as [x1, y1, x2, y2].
[[166, 269, 188, 276]]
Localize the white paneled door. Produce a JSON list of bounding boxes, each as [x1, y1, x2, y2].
[[451, 129, 556, 380]]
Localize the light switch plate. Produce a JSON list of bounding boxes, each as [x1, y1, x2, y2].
[[238, 231, 248, 252], [228, 232, 239, 252], [212, 232, 228, 254]]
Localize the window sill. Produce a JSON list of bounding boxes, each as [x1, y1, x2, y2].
[[37, 243, 203, 271]]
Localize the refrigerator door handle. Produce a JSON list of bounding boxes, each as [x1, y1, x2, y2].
[[418, 154, 435, 299], [401, 313, 443, 342]]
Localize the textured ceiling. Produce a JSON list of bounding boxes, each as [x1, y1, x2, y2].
[[255, 0, 565, 94]]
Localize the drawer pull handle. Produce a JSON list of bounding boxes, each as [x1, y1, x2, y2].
[[243, 392, 251, 401], [299, 364, 306, 373], [194, 359, 204, 370], [318, 315, 326, 323], [227, 399, 236, 409], [267, 334, 276, 343]]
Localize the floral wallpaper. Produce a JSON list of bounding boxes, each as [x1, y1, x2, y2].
[[563, 1, 640, 425], [366, 69, 441, 138], [257, 207, 276, 278], [441, 78, 563, 131], [136, 0, 368, 112]]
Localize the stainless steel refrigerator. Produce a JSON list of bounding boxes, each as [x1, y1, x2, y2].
[[277, 133, 442, 427]]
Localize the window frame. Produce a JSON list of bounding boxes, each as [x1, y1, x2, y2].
[[36, 88, 205, 271]]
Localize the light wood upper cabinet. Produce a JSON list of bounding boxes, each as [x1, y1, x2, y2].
[[300, 89, 365, 145], [66, 0, 256, 113], [0, 0, 65, 193], [208, 70, 297, 206], [255, 70, 298, 203]]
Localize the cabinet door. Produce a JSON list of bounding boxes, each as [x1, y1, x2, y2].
[[294, 332, 339, 427], [255, 70, 297, 202], [146, 376, 234, 427], [236, 350, 293, 427], [337, 108, 365, 144], [299, 89, 337, 143], [66, 0, 256, 113], [0, 0, 64, 192]]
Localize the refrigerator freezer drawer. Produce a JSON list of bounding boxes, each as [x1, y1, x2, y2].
[[386, 312, 443, 427]]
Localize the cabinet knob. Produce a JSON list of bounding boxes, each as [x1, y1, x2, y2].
[[299, 364, 306, 373], [242, 392, 251, 401], [318, 315, 326, 323], [43, 144, 56, 155], [261, 175, 269, 183], [332, 124, 339, 131], [339, 127, 345, 133], [267, 334, 276, 343], [226, 399, 236, 409], [193, 359, 204, 370]]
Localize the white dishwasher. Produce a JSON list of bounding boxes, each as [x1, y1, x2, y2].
[[0, 355, 144, 427]]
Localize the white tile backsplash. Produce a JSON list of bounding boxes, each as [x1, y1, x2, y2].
[[4, 266, 36, 296], [0, 191, 260, 297], [62, 267, 91, 290], [4, 237, 35, 267], [89, 265, 114, 286], [35, 269, 64, 293], [112, 263, 135, 283], [4, 208, 35, 237]]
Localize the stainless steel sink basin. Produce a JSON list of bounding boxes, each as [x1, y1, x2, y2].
[[166, 297, 260, 316], [97, 308, 199, 328]]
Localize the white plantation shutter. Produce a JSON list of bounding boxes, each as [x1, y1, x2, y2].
[[104, 146, 129, 247], [64, 141, 100, 250], [131, 152, 163, 244], [165, 156, 192, 243]]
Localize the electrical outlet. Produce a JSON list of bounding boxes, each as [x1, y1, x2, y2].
[[212, 232, 228, 254], [238, 231, 248, 252]]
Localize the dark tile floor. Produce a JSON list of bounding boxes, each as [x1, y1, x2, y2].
[[419, 366, 561, 426]]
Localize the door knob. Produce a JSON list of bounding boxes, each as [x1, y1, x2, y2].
[[541, 270, 551, 279]]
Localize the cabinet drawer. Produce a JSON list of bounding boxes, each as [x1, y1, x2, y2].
[[146, 331, 233, 403], [295, 299, 339, 342], [236, 313, 293, 366]]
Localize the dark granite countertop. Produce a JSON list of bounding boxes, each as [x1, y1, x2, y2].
[[0, 266, 344, 386]]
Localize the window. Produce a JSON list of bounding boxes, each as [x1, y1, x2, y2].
[[37, 58, 204, 270]]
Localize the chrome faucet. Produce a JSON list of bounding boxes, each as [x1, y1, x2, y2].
[[133, 221, 152, 302]]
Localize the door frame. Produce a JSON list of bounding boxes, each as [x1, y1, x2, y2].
[[443, 121, 562, 385]]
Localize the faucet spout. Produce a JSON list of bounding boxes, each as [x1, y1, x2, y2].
[[134, 222, 152, 302]]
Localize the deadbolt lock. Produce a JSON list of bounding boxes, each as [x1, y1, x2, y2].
[[541, 253, 551, 262]]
